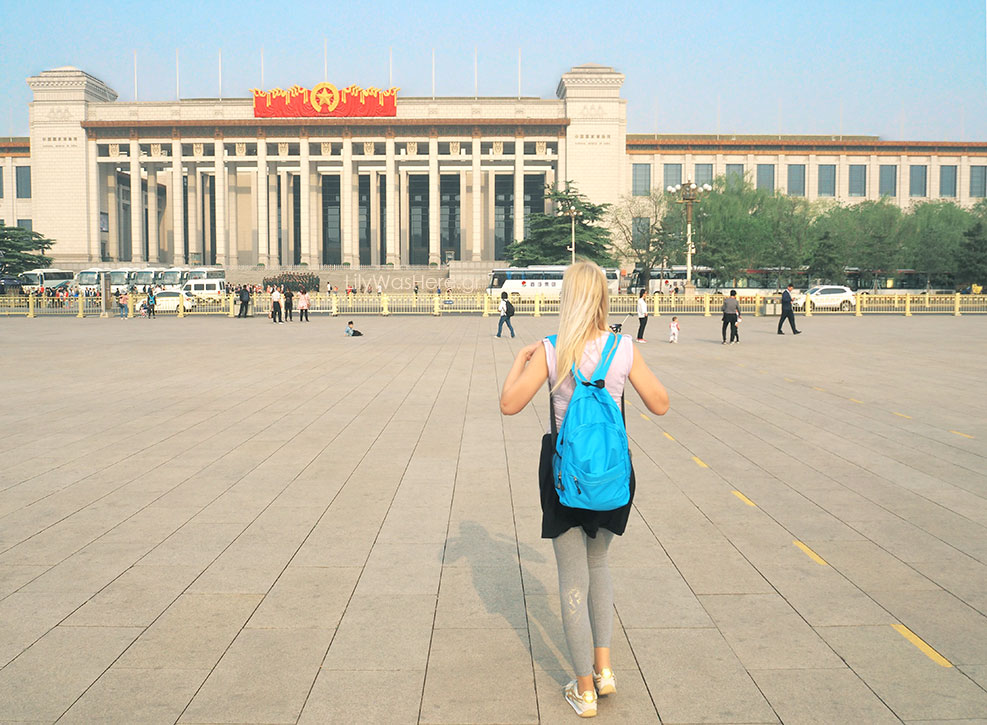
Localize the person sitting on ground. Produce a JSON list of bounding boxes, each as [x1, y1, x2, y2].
[[345, 320, 363, 336]]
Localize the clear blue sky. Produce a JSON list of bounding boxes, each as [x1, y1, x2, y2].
[[2, 0, 985, 140]]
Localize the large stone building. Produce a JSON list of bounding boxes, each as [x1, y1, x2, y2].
[[3, 63, 986, 269]]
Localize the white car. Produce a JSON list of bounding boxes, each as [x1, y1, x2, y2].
[[793, 285, 856, 311], [151, 290, 196, 312]]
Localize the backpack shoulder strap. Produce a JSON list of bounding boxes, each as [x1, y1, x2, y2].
[[589, 332, 621, 385], [544, 335, 559, 439]]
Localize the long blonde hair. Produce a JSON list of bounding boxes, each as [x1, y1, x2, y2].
[[553, 261, 610, 391]]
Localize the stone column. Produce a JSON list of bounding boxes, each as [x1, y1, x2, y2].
[[898, 154, 908, 208], [172, 138, 185, 264], [400, 168, 410, 264], [930, 156, 940, 200], [228, 169, 239, 265], [459, 170, 467, 262], [280, 170, 290, 265], [214, 135, 227, 265], [385, 135, 397, 265], [268, 166, 279, 266], [370, 170, 380, 266], [107, 168, 119, 260], [129, 137, 144, 263], [807, 154, 818, 202], [838, 154, 848, 202], [147, 167, 159, 263], [959, 155, 971, 207], [201, 170, 213, 264], [557, 131, 567, 187], [300, 134, 311, 265], [87, 133, 99, 261], [341, 137, 354, 265], [513, 135, 524, 244], [486, 170, 496, 260], [256, 138, 269, 266], [868, 154, 879, 201], [471, 133, 482, 261], [187, 166, 200, 264], [428, 134, 440, 265]]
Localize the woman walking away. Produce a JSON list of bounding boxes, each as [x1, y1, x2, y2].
[[270, 286, 282, 323], [500, 262, 669, 718], [636, 289, 648, 343], [721, 289, 741, 344], [297, 288, 310, 322], [283, 287, 294, 322]]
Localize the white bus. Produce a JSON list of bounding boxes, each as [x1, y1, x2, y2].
[[19, 268, 76, 294], [188, 267, 226, 283], [108, 268, 136, 294], [76, 267, 112, 293], [486, 266, 620, 299], [133, 268, 165, 290], [159, 267, 190, 291]]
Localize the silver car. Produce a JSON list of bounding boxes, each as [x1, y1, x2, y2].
[[793, 285, 856, 312]]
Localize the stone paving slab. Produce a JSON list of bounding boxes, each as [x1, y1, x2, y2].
[[0, 314, 985, 723]]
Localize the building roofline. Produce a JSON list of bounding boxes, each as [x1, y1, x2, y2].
[[80, 118, 570, 131], [626, 135, 987, 153]]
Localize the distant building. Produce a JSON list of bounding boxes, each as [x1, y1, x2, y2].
[[4, 64, 985, 268]]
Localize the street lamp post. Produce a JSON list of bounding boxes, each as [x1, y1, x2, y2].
[[566, 207, 580, 266], [667, 180, 712, 297]]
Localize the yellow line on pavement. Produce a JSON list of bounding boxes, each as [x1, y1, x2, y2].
[[893, 411, 912, 419], [950, 430, 974, 439], [849, 398, 864, 404], [692, 456, 708, 468], [640, 413, 650, 421], [663, 432, 675, 441], [813, 386, 826, 392], [731, 491, 757, 507], [891, 624, 952, 667], [784, 377, 795, 383], [793, 541, 828, 566]]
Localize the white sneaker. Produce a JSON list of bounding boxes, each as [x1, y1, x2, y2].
[[563, 680, 597, 718], [593, 668, 616, 696]]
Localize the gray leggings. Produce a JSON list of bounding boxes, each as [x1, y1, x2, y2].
[[553, 526, 615, 677]]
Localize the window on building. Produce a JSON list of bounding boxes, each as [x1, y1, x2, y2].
[[409, 175, 430, 265], [787, 165, 806, 196], [879, 165, 897, 196], [0, 168, 4, 198], [632, 164, 651, 196], [663, 164, 682, 190], [17, 219, 32, 232], [971, 166, 987, 197], [725, 164, 744, 182], [939, 165, 957, 198], [756, 164, 775, 192], [15, 166, 31, 199], [818, 165, 836, 197], [695, 164, 713, 186], [909, 165, 927, 197], [848, 165, 866, 197], [322, 176, 341, 265], [632, 217, 650, 247]]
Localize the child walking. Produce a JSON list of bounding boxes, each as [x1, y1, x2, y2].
[[668, 316, 680, 343], [500, 262, 669, 718]]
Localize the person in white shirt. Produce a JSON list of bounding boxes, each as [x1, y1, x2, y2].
[[270, 287, 283, 323], [668, 316, 680, 343], [636, 289, 648, 343]]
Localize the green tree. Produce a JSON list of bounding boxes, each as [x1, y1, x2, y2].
[[504, 182, 614, 266], [957, 221, 987, 288], [608, 188, 683, 283], [899, 201, 972, 285], [0, 224, 55, 275], [693, 176, 775, 285]]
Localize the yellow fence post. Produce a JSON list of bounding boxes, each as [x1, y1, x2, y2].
[[954, 293, 961, 317], [805, 293, 813, 317], [177, 294, 185, 318], [77, 294, 85, 318], [331, 294, 338, 317], [534, 295, 542, 317], [433, 294, 441, 316], [382, 294, 390, 316], [27, 293, 35, 318], [482, 294, 490, 317], [855, 293, 862, 317], [905, 294, 911, 317], [754, 293, 761, 317], [703, 294, 710, 317], [228, 294, 235, 318], [127, 294, 135, 318], [652, 292, 660, 317]]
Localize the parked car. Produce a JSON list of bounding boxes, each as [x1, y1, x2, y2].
[[152, 290, 196, 312], [793, 285, 856, 311], [0, 276, 23, 295]]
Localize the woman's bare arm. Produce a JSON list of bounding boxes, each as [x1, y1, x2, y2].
[[500, 342, 549, 415], [627, 346, 670, 415]]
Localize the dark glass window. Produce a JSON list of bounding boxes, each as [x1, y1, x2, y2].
[[971, 166, 987, 198], [663, 164, 682, 190], [632, 217, 649, 246], [695, 164, 713, 186], [848, 165, 866, 197], [818, 165, 836, 197], [15, 166, 31, 199], [879, 165, 897, 196], [409, 175, 429, 265], [523, 173, 546, 240], [0, 167, 4, 198], [322, 175, 341, 265], [358, 175, 371, 266], [939, 165, 957, 198], [494, 175, 513, 259], [632, 164, 651, 196], [756, 164, 774, 192], [17, 218, 32, 231], [909, 165, 927, 197], [725, 164, 744, 181], [440, 174, 461, 262], [379, 175, 387, 263], [787, 165, 806, 196]]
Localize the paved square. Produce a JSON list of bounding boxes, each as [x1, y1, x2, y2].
[[1, 313, 985, 723]]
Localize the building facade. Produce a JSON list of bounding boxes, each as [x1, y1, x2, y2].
[[4, 63, 986, 269]]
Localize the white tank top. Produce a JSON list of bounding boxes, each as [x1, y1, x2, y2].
[[542, 332, 634, 432]]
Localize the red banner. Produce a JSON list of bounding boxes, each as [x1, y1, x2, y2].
[[251, 83, 398, 118]]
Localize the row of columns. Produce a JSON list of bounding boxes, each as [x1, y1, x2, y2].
[[99, 135, 554, 266]]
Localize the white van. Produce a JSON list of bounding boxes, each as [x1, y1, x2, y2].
[[182, 279, 225, 299]]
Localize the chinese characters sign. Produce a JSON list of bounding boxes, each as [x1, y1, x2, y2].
[[251, 83, 398, 118]]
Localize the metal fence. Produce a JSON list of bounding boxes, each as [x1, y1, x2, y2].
[[3, 292, 986, 318]]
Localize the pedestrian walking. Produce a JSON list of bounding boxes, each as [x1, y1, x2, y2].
[[721, 290, 741, 344], [668, 316, 680, 343], [496, 291, 515, 338], [117, 292, 128, 318], [147, 289, 156, 318], [636, 289, 648, 342], [297, 288, 310, 322], [499, 261, 669, 718], [270, 287, 283, 323], [777, 283, 802, 335], [283, 287, 294, 322], [237, 286, 250, 318]]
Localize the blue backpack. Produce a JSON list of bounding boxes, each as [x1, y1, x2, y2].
[[547, 333, 631, 511]]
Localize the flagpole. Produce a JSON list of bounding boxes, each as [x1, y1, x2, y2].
[[474, 47, 478, 99], [389, 47, 393, 88], [324, 38, 328, 81], [517, 47, 521, 99], [133, 50, 138, 101], [218, 49, 223, 100], [175, 49, 180, 100], [432, 49, 436, 99], [261, 47, 265, 89]]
